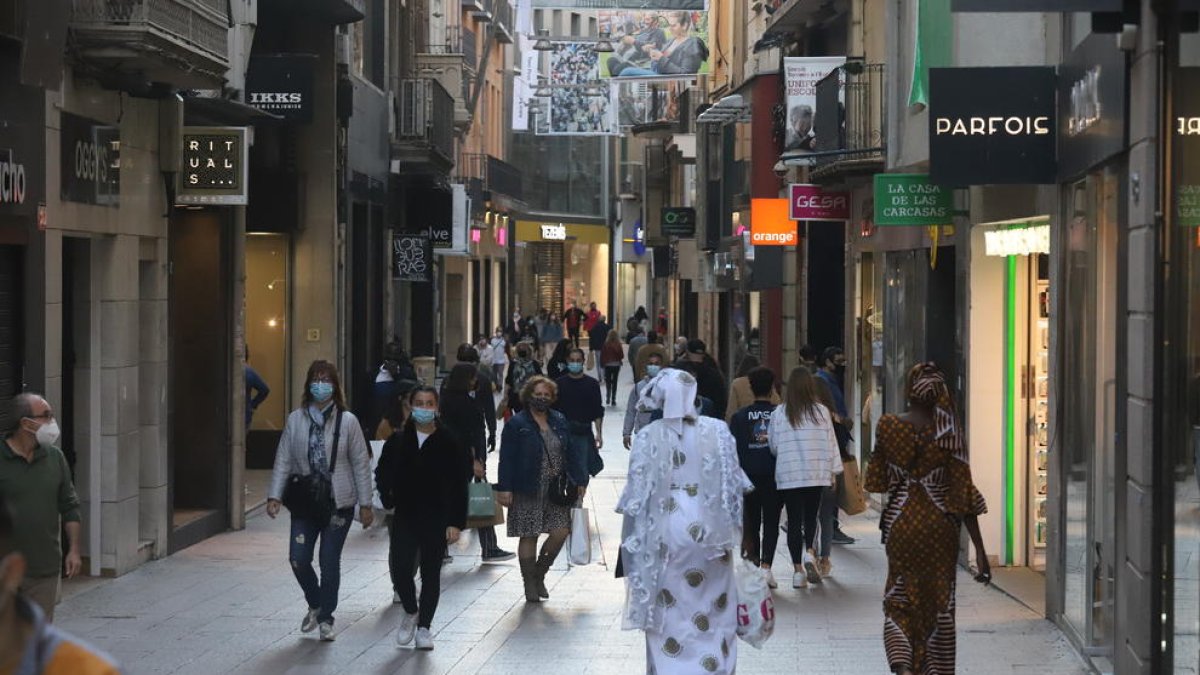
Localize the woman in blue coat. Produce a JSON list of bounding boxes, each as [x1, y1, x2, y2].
[[496, 375, 589, 603]]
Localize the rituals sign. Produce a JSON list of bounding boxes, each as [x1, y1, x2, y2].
[[177, 127, 249, 205]]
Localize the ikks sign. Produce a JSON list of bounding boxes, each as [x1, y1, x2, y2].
[[873, 174, 954, 227], [176, 127, 249, 206], [929, 67, 1058, 186], [789, 184, 849, 221], [245, 55, 316, 123]]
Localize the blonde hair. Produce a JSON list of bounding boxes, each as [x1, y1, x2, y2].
[[520, 375, 558, 406]]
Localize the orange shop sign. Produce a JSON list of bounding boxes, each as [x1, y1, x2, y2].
[[750, 198, 797, 246]]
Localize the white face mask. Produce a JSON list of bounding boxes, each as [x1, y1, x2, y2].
[[35, 420, 61, 448]]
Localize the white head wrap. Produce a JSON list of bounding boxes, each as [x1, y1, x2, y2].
[[635, 368, 698, 435]]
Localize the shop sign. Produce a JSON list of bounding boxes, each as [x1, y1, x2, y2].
[[176, 127, 249, 205], [789, 184, 849, 221], [661, 207, 696, 238], [951, 0, 1121, 9], [426, 220, 453, 249], [928, 67, 1058, 186], [0, 151, 27, 207], [0, 79, 46, 217], [541, 224, 567, 240], [750, 198, 796, 246], [392, 233, 432, 282], [1058, 33, 1127, 180], [873, 174, 954, 226], [435, 183, 469, 255], [245, 55, 316, 123], [60, 112, 120, 206], [1174, 67, 1200, 226], [984, 224, 1050, 257]]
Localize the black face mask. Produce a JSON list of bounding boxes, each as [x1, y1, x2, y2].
[[528, 398, 552, 413]]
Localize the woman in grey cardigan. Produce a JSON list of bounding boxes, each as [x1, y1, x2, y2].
[[267, 360, 374, 641]]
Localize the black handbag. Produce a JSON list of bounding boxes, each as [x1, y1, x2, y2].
[[282, 410, 344, 526], [543, 436, 577, 507]]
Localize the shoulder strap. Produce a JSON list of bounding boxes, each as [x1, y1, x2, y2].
[[330, 409, 344, 473]]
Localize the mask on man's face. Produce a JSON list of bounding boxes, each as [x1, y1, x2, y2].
[[567, 362, 585, 375]]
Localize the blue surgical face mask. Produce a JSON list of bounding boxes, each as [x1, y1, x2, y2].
[[645, 364, 662, 378], [310, 381, 334, 403], [567, 362, 585, 374], [411, 407, 437, 425]]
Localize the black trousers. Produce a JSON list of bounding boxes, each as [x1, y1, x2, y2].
[[390, 518, 446, 628], [780, 486, 824, 564], [743, 476, 783, 565], [603, 365, 620, 402], [568, 325, 580, 346]]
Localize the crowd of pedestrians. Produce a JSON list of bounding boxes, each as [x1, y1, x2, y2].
[[0, 300, 991, 675]]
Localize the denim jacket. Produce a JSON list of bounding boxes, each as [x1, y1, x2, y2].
[[497, 409, 588, 495]]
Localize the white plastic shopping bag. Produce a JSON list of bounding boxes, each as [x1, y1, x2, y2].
[[734, 557, 775, 648], [568, 507, 592, 565], [359, 440, 389, 529]]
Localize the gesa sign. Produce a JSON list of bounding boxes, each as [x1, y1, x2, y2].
[[789, 184, 849, 221], [929, 66, 1058, 186]]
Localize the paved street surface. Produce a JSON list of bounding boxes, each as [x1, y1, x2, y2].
[[56, 377, 1088, 674]]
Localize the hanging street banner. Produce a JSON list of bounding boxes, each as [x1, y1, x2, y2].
[[512, 36, 538, 132], [534, 0, 704, 10], [782, 57, 846, 159], [615, 80, 685, 127], [543, 88, 618, 135], [789, 184, 849, 221], [551, 42, 599, 84], [598, 10, 709, 79], [392, 233, 432, 282], [873, 174, 954, 227]]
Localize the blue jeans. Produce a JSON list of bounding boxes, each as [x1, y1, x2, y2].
[[289, 509, 354, 625], [817, 485, 837, 558]]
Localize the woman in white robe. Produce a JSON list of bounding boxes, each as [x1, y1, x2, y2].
[[617, 368, 753, 675]]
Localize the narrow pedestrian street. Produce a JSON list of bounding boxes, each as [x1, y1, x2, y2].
[[53, 379, 1086, 675]]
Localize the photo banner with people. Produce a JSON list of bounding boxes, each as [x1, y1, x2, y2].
[[533, 0, 704, 9], [598, 10, 709, 79], [550, 41, 600, 83], [614, 80, 686, 128], [543, 86, 618, 135], [782, 56, 845, 157]]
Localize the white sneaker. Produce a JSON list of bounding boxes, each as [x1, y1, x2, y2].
[[803, 549, 822, 585], [763, 568, 778, 589], [396, 611, 418, 646], [415, 627, 434, 650], [792, 571, 808, 589], [318, 622, 335, 641], [301, 607, 320, 633], [393, 591, 402, 605]]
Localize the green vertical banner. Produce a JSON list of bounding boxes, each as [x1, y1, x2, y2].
[[909, 0, 952, 108]]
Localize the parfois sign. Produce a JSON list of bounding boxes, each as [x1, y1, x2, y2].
[[789, 184, 849, 221], [873, 174, 954, 227], [929, 66, 1058, 186]]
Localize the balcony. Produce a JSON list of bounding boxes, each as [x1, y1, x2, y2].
[[416, 26, 472, 128], [810, 63, 886, 183], [456, 153, 523, 202], [493, 0, 514, 43], [393, 78, 456, 174], [470, 0, 494, 22], [69, 0, 230, 89]]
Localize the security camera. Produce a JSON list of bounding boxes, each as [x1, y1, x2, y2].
[[773, 160, 788, 179]]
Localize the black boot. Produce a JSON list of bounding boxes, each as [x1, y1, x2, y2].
[[519, 556, 541, 603], [533, 537, 566, 599]]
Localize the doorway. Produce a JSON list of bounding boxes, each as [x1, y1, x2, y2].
[[169, 209, 233, 552]]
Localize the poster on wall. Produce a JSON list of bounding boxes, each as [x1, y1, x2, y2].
[[544, 87, 618, 135], [598, 10, 709, 79], [783, 56, 846, 156], [614, 80, 685, 127]]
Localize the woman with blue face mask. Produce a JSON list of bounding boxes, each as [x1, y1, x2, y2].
[[267, 360, 375, 641], [375, 386, 470, 651]]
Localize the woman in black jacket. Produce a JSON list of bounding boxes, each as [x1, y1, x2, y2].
[[441, 363, 514, 562], [376, 385, 470, 651]]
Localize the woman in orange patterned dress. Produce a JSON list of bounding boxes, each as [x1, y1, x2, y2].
[[864, 363, 990, 675]]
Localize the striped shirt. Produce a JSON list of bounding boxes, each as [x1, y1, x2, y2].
[[767, 403, 842, 490]]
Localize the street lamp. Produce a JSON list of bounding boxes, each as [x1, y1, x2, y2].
[[594, 30, 614, 53], [533, 29, 553, 51], [534, 78, 551, 97]]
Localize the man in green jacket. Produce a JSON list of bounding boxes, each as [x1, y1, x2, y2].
[[0, 393, 82, 621]]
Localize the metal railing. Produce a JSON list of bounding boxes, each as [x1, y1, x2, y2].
[[456, 152, 523, 200], [70, 0, 229, 61], [813, 62, 886, 169], [396, 78, 456, 162], [425, 25, 464, 55]]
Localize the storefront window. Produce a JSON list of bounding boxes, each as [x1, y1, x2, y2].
[[245, 234, 289, 431]]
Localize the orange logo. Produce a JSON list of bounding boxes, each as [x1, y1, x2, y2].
[[750, 198, 797, 246]]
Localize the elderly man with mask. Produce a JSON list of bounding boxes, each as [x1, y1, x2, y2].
[[617, 368, 752, 675], [0, 393, 82, 623]]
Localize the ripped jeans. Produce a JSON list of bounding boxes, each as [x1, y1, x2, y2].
[[289, 508, 354, 625]]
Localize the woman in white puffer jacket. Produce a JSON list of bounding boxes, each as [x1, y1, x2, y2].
[[768, 366, 843, 590]]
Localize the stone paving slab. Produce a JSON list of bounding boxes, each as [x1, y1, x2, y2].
[[55, 379, 1090, 674]]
